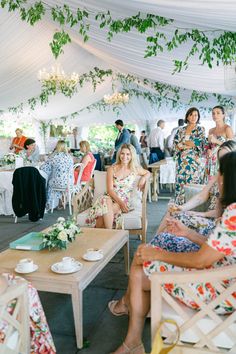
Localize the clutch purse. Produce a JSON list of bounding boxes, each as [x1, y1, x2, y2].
[[147, 319, 180, 354]]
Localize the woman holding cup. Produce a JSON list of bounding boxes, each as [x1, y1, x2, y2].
[[173, 107, 206, 205]]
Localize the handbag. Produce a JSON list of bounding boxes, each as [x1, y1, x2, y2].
[[148, 319, 180, 354]]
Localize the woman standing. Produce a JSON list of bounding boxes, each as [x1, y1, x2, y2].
[[9, 128, 27, 154], [86, 144, 150, 229], [206, 106, 234, 181], [173, 107, 205, 205], [40, 140, 73, 210]]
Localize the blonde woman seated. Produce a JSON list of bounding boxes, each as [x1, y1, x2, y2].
[[85, 144, 150, 229], [109, 151, 236, 354], [74, 140, 96, 184], [155, 140, 236, 252]]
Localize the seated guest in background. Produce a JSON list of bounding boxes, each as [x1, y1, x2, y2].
[[40, 140, 73, 210], [74, 140, 96, 184], [0, 274, 56, 353], [109, 151, 236, 354], [148, 119, 165, 163], [86, 144, 150, 229], [9, 128, 27, 154], [23, 138, 40, 163], [112, 120, 130, 163], [173, 107, 205, 205]]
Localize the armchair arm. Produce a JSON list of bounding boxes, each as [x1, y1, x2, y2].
[[72, 179, 93, 219]]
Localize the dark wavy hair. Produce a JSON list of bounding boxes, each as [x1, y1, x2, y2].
[[217, 140, 236, 159], [24, 138, 35, 149], [212, 105, 225, 114], [184, 107, 200, 124], [219, 151, 236, 208]]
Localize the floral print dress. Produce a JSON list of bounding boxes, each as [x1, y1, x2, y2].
[[205, 135, 227, 181], [144, 203, 236, 314], [0, 273, 56, 353], [40, 152, 73, 209], [173, 125, 206, 205], [86, 172, 137, 228]]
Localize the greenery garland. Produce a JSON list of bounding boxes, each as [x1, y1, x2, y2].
[[1, 1, 236, 73], [7, 67, 235, 117]]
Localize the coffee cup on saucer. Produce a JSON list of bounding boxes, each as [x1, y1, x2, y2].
[[85, 248, 103, 261], [17, 258, 34, 273], [60, 257, 75, 270]]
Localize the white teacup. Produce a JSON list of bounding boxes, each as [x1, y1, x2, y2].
[[85, 248, 103, 261], [17, 258, 34, 272], [60, 257, 75, 270]]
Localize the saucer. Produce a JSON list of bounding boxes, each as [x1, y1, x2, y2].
[[15, 264, 38, 274], [51, 261, 83, 274], [82, 253, 104, 262]]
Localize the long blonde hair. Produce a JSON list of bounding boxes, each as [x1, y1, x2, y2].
[[55, 140, 68, 153], [79, 140, 91, 153], [116, 143, 139, 172]]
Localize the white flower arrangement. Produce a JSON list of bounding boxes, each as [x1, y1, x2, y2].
[[103, 92, 129, 105], [41, 217, 81, 250], [3, 153, 16, 165]]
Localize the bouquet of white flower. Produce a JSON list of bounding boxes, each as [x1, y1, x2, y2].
[[41, 217, 81, 250], [3, 153, 16, 165]]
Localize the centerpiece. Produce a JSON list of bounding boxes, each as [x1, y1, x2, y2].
[[2, 153, 16, 166], [41, 217, 81, 250]]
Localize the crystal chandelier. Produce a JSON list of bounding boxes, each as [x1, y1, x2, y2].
[[38, 63, 79, 98], [104, 91, 129, 105]]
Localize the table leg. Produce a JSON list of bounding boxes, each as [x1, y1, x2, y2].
[[71, 286, 83, 349], [123, 240, 130, 275], [152, 170, 158, 202]]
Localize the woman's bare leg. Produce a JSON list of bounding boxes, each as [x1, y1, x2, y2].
[[112, 257, 151, 354], [156, 211, 171, 233], [95, 216, 105, 228], [103, 199, 121, 229]]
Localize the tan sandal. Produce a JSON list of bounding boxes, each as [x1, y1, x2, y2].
[[111, 342, 145, 354], [108, 299, 129, 316]]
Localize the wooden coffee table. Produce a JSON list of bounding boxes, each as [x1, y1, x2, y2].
[[0, 227, 129, 348]]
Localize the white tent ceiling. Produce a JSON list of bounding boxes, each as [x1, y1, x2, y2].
[[1, 0, 236, 127]]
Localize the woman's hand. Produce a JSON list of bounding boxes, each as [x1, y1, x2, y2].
[[166, 218, 190, 237], [168, 203, 182, 214], [135, 244, 158, 264], [184, 140, 195, 149], [209, 135, 218, 144], [138, 176, 146, 191], [119, 201, 129, 213]]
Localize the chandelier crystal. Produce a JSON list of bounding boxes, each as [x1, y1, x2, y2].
[[38, 63, 79, 98], [103, 91, 129, 105]]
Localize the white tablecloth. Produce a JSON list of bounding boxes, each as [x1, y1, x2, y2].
[[0, 168, 48, 216], [160, 161, 176, 184]]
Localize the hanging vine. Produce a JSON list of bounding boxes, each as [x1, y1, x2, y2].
[[1, 1, 236, 72]]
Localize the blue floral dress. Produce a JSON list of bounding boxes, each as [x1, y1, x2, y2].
[[173, 125, 206, 205], [144, 203, 236, 314], [86, 171, 137, 228], [40, 152, 73, 208]]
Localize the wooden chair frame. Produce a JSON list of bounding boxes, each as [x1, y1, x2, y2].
[[0, 279, 30, 354], [72, 177, 149, 243], [151, 265, 236, 353]]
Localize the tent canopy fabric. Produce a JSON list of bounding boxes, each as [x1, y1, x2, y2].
[[1, 0, 236, 126]]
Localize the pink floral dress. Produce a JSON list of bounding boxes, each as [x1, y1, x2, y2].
[[205, 135, 226, 181], [86, 172, 137, 228], [0, 273, 56, 353], [143, 203, 236, 314]]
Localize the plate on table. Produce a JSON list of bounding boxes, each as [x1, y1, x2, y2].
[[15, 264, 38, 274], [82, 253, 104, 262], [51, 261, 83, 274]]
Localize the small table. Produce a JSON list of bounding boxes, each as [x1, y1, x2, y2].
[[148, 159, 168, 201], [0, 227, 129, 348]]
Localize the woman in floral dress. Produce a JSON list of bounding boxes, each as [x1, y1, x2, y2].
[[109, 151, 236, 354], [154, 140, 236, 253], [173, 107, 206, 205], [40, 140, 73, 210], [205, 106, 234, 182], [0, 273, 56, 353], [86, 144, 150, 229]]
